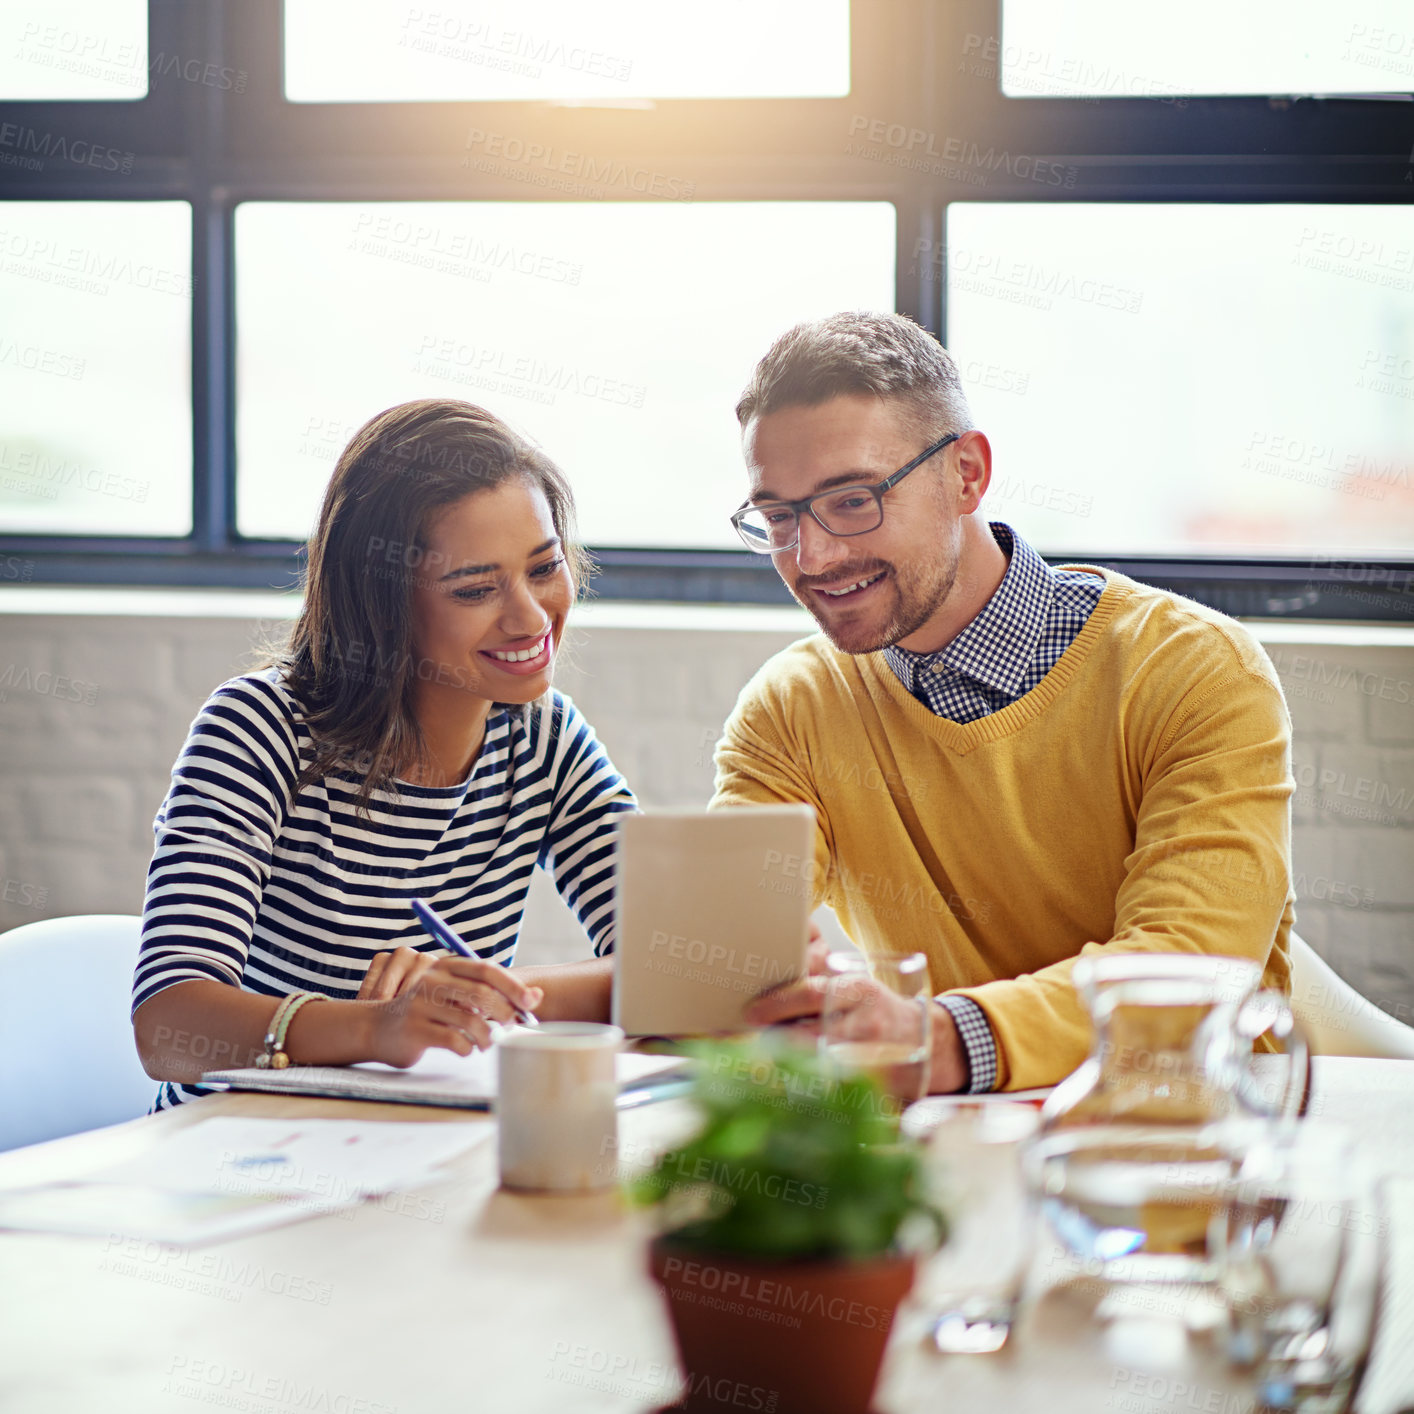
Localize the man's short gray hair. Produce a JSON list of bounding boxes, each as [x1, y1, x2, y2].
[[735, 310, 973, 441]]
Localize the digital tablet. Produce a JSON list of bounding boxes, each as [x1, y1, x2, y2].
[[612, 805, 815, 1037]]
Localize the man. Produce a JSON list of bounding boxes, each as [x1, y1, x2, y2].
[[711, 311, 1294, 1093]]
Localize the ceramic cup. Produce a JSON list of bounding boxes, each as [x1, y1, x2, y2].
[[496, 1022, 624, 1192]]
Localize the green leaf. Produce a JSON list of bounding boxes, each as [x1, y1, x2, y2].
[[630, 1038, 949, 1261]]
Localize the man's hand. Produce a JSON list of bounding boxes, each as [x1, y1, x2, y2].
[[742, 943, 971, 1095], [738, 922, 831, 1033], [742, 973, 829, 1036]]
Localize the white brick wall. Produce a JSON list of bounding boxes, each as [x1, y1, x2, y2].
[[1, 596, 1410, 1022], [1263, 637, 1414, 1024]]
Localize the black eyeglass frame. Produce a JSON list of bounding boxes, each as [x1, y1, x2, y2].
[[729, 430, 967, 554]]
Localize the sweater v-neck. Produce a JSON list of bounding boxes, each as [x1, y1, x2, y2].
[[857, 567, 1130, 753]]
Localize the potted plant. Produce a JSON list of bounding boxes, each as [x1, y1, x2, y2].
[[631, 1037, 947, 1414]]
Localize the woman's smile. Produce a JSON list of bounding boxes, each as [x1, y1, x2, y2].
[[480, 632, 553, 674]]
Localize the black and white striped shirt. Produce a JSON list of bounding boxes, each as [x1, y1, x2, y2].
[[133, 670, 635, 1110]]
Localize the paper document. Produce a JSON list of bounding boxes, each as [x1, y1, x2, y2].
[[0, 1116, 491, 1245], [0, 1184, 329, 1245], [95, 1116, 490, 1198]]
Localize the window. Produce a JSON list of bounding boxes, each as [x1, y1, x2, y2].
[[0, 201, 190, 534], [0, 0, 1408, 618], [284, 0, 850, 102], [0, 0, 147, 101], [236, 200, 894, 544], [1001, 0, 1414, 97], [946, 203, 1414, 559]]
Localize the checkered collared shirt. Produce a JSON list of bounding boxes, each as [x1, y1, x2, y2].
[[882, 522, 1105, 1092]]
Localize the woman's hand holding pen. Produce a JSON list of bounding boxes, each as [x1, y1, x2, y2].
[[357, 946, 442, 1003], [362, 954, 544, 1068]]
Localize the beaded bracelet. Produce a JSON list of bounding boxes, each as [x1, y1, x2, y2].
[[256, 990, 320, 1069]]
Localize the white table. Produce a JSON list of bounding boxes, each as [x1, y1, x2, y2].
[[0, 1057, 1410, 1413]]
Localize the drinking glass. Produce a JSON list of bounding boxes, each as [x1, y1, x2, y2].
[[820, 951, 932, 1105], [1024, 1122, 1238, 1286], [1351, 1173, 1406, 1414], [1218, 1121, 1370, 1413], [911, 1101, 1041, 1353]]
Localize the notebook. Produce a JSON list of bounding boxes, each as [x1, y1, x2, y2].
[[201, 1040, 689, 1110], [612, 805, 815, 1036]]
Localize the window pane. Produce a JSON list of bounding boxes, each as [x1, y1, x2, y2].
[[944, 204, 1414, 559], [284, 0, 849, 102], [1001, 0, 1412, 97], [1, 0, 147, 100], [235, 201, 894, 544], [0, 202, 191, 535]]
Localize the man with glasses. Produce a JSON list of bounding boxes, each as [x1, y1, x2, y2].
[[712, 311, 1294, 1093]]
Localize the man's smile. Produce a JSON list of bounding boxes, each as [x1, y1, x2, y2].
[[816, 570, 888, 599]]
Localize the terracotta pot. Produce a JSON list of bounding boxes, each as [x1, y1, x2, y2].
[[648, 1237, 916, 1414]]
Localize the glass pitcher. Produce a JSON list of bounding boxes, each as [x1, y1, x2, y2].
[[1026, 952, 1309, 1284]]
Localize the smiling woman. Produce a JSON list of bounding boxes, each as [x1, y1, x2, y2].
[[403, 481, 575, 780], [130, 399, 636, 1110], [279, 399, 592, 807]]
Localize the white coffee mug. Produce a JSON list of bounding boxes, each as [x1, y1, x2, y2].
[[496, 1022, 624, 1192]]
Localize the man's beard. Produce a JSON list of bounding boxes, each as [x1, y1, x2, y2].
[[790, 537, 960, 655]]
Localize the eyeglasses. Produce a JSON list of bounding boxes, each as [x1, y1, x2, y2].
[[730, 431, 965, 555]]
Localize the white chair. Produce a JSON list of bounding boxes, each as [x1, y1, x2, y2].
[[1287, 930, 1414, 1060], [0, 914, 157, 1152]]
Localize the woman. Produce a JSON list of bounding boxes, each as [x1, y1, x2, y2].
[[132, 399, 635, 1108]]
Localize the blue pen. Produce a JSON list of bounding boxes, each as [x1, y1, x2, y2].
[[409, 897, 540, 1028]]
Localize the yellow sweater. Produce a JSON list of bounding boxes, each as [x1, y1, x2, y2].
[[711, 569, 1295, 1091]]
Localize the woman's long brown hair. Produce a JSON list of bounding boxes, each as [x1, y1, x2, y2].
[[271, 398, 589, 813]]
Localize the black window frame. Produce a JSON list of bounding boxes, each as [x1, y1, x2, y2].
[[1, 0, 1411, 620]]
